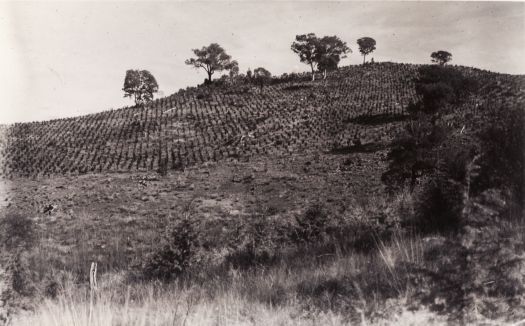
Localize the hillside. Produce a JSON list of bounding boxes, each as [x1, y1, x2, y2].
[[2, 62, 523, 179], [2, 62, 525, 325]]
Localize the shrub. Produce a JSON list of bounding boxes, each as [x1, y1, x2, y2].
[[141, 218, 200, 280], [439, 145, 476, 183], [474, 105, 524, 210], [412, 176, 464, 232], [416, 65, 478, 114], [417, 82, 455, 114], [382, 120, 448, 192], [225, 214, 287, 269], [0, 214, 35, 251], [0, 214, 38, 299], [291, 204, 330, 244], [10, 252, 37, 296], [383, 65, 478, 194]]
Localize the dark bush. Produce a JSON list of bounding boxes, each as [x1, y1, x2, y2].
[[11, 252, 36, 296], [225, 214, 285, 270], [438, 141, 479, 186], [417, 66, 478, 100], [382, 120, 448, 192], [473, 105, 524, 209], [195, 92, 208, 100], [0, 214, 37, 298], [417, 82, 455, 114], [383, 65, 478, 194], [44, 279, 60, 299], [141, 218, 199, 280], [415, 65, 478, 114], [291, 204, 329, 244], [0, 214, 35, 251], [413, 177, 464, 232]]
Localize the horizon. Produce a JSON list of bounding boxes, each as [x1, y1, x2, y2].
[[1, 1, 524, 124]]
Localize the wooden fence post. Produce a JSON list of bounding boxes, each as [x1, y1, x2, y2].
[[88, 262, 97, 326]]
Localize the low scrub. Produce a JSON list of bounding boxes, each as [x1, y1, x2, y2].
[[0, 213, 35, 251], [412, 177, 464, 232], [141, 217, 200, 281]]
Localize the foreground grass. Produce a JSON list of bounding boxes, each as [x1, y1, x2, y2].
[[6, 191, 524, 325], [14, 285, 447, 326], [13, 232, 450, 326], [15, 285, 351, 326]]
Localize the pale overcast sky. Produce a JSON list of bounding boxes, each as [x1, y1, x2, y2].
[[1, 1, 524, 123]]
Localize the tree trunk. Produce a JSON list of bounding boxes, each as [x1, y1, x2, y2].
[[323, 69, 327, 80], [207, 70, 213, 83], [363, 55, 366, 65], [310, 63, 315, 81]]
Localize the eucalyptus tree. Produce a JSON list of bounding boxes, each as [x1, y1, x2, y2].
[[357, 37, 376, 64], [185, 43, 236, 83], [431, 51, 452, 65], [122, 69, 159, 106]]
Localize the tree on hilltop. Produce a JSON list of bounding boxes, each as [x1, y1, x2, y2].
[[122, 69, 159, 106], [291, 33, 321, 81], [431, 51, 452, 65], [317, 36, 351, 79], [229, 61, 239, 83], [357, 37, 376, 64], [253, 67, 272, 90], [292, 33, 350, 81], [185, 43, 236, 83]]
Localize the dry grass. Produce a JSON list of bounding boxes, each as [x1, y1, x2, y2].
[[11, 216, 525, 325], [13, 290, 450, 326], [6, 183, 524, 325], [14, 284, 350, 326], [12, 230, 450, 326]]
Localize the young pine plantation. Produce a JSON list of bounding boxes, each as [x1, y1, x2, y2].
[[0, 62, 524, 325]]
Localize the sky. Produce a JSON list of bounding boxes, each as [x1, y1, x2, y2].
[[1, 1, 524, 123]]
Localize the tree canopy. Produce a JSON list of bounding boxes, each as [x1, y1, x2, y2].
[[228, 60, 240, 83], [357, 37, 376, 64], [414, 65, 477, 114], [253, 67, 272, 90], [185, 43, 236, 83], [431, 51, 452, 65], [122, 69, 159, 106], [291, 33, 320, 81], [316, 36, 351, 79], [291, 33, 350, 81]]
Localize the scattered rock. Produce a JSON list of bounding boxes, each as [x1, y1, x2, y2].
[[42, 204, 58, 215], [232, 174, 253, 183]]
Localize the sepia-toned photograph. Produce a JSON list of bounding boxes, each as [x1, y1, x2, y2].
[[0, 1, 524, 325]]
